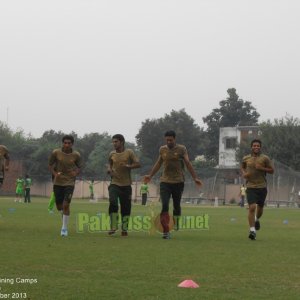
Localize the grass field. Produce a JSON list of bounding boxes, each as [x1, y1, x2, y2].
[[1, 197, 300, 300]]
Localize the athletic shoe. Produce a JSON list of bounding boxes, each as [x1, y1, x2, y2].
[[162, 232, 171, 240], [61, 229, 68, 237], [248, 231, 256, 240], [255, 220, 261, 231], [121, 231, 128, 237], [108, 230, 117, 236]]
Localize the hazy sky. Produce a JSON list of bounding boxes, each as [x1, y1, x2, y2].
[[0, 0, 299, 143]]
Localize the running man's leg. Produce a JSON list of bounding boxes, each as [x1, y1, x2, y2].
[[254, 188, 268, 231], [172, 182, 184, 230], [108, 184, 120, 232], [53, 185, 74, 236], [246, 188, 258, 240], [119, 186, 132, 234], [160, 182, 172, 236]]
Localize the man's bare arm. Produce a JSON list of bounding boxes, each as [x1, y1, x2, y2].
[[144, 158, 162, 183], [183, 153, 202, 187]]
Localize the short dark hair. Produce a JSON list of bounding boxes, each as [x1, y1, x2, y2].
[[112, 134, 125, 144], [251, 139, 262, 147], [164, 130, 176, 138], [62, 135, 74, 144]]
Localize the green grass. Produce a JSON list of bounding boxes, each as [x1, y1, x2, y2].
[[0, 197, 300, 300]]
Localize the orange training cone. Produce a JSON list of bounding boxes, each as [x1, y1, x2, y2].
[[178, 279, 200, 288]]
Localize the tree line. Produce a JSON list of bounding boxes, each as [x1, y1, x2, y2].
[[1, 88, 300, 182]]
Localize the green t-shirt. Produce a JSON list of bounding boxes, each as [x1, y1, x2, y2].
[[140, 183, 149, 194], [16, 179, 24, 190], [89, 182, 94, 193]]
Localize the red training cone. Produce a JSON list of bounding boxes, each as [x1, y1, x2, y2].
[[178, 279, 200, 288]]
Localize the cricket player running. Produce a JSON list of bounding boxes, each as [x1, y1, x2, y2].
[[48, 135, 82, 236]]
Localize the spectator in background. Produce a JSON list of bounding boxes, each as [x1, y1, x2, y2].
[[89, 179, 95, 200], [239, 184, 247, 207], [15, 176, 24, 203], [140, 181, 149, 205], [24, 174, 32, 203]]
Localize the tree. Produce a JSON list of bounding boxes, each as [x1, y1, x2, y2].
[[84, 135, 113, 179], [259, 115, 300, 171], [203, 88, 260, 163], [136, 109, 206, 169], [235, 115, 300, 171], [28, 142, 54, 181], [0, 121, 28, 158], [40, 130, 65, 145], [76, 132, 110, 177], [26, 130, 67, 181]]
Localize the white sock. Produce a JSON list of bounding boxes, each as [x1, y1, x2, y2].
[[62, 214, 69, 230], [250, 227, 255, 232]]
